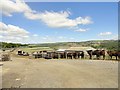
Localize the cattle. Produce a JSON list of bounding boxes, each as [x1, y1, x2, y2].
[[107, 50, 120, 60], [52, 52, 59, 59], [42, 52, 47, 58], [18, 50, 29, 56], [87, 50, 105, 60], [18, 50, 23, 55], [44, 52, 53, 59], [72, 51, 84, 59], [66, 52, 73, 59], [73, 52, 78, 59], [32, 51, 42, 58], [58, 52, 66, 59], [78, 51, 84, 59], [23, 52, 29, 56]]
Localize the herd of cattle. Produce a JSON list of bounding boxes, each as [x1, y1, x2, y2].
[[17, 50, 120, 60]]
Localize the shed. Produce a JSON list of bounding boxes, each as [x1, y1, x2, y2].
[[66, 47, 96, 51], [57, 49, 66, 52], [65, 47, 96, 55]]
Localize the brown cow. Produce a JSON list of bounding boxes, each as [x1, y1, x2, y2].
[[107, 50, 120, 60], [73, 52, 78, 59], [51, 52, 59, 59], [87, 50, 105, 60]]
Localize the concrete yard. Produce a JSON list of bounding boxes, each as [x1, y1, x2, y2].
[[1, 57, 118, 88]]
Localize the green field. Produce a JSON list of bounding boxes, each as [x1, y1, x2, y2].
[[20, 47, 54, 53], [1, 40, 119, 51]]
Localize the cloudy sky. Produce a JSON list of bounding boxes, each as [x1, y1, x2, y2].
[[0, 0, 118, 44]]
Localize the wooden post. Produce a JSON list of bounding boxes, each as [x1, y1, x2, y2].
[[58, 53, 60, 59], [66, 52, 67, 59], [42, 51, 43, 58]]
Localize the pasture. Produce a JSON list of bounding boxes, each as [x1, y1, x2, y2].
[[19, 47, 53, 53]]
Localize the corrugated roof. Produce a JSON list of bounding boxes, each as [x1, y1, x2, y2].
[[57, 49, 66, 52], [66, 47, 96, 51]]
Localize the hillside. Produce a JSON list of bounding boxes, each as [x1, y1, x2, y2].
[[0, 40, 119, 51], [29, 40, 119, 50]]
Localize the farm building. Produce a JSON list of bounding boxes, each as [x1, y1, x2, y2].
[[56, 49, 66, 52], [57, 46, 96, 56], [57, 46, 96, 52], [66, 47, 96, 51]]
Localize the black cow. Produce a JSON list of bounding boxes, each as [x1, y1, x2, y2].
[[78, 51, 84, 59], [87, 50, 105, 60], [18, 50, 23, 55], [58, 52, 66, 59], [72, 51, 84, 59], [73, 52, 78, 59], [66, 52, 73, 59]]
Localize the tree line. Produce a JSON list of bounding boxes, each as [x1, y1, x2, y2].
[[0, 42, 28, 48]]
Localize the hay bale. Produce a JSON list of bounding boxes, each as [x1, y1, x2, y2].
[[1, 53, 10, 61]]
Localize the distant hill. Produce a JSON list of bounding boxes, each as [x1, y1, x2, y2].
[[29, 40, 119, 50], [0, 40, 119, 51]]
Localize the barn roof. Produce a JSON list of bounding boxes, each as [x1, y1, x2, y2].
[[57, 49, 66, 52], [66, 47, 96, 51]]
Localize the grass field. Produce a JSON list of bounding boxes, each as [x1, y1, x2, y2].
[[18, 47, 54, 53]]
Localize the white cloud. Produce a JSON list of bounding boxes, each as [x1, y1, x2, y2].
[[75, 28, 89, 32], [0, 22, 30, 43], [0, 0, 32, 17], [1, 0, 93, 29], [25, 11, 93, 28], [99, 32, 112, 36], [97, 32, 118, 40]]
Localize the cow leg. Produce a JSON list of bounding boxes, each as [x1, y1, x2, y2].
[[97, 56, 99, 60], [77, 55, 78, 59], [103, 55, 105, 60], [110, 56, 112, 60], [118, 56, 120, 60], [116, 56, 117, 60], [81, 55, 84, 59], [90, 55, 92, 59], [35, 55, 37, 59], [118, 57, 120, 60], [96, 55, 99, 60]]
